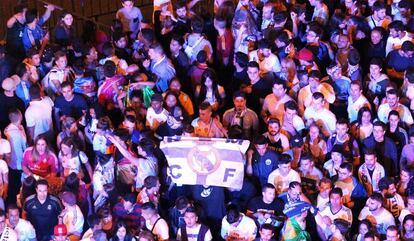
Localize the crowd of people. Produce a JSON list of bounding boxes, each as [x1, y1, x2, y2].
[[1, 0, 414, 240]]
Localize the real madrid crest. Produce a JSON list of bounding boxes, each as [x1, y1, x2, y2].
[[187, 144, 221, 175]]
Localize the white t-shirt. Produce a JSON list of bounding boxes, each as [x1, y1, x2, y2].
[[177, 224, 213, 241], [0, 160, 8, 175], [8, 218, 36, 241], [221, 214, 257, 240], [304, 107, 337, 137], [358, 207, 395, 235], [59, 151, 89, 177], [62, 205, 85, 236], [377, 103, 414, 126], [320, 204, 353, 224], [347, 95, 370, 123], [146, 107, 168, 130], [267, 169, 301, 194], [249, 50, 281, 75], [0, 139, 11, 156], [25, 97, 54, 139]]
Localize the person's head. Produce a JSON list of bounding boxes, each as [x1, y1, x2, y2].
[[257, 39, 272, 58], [61, 116, 78, 134], [299, 153, 313, 173], [150, 93, 163, 113], [267, 118, 281, 136], [386, 225, 400, 241], [198, 102, 212, 123], [141, 202, 157, 220], [234, 52, 248, 69], [61, 81, 74, 101], [350, 80, 363, 100], [338, 162, 353, 181], [364, 149, 377, 169], [318, 178, 333, 196], [379, 176, 397, 197], [373, 121, 386, 142], [163, 91, 179, 110], [288, 181, 302, 201], [254, 136, 268, 156], [331, 145, 345, 164], [370, 26, 384, 43], [389, 21, 404, 38], [401, 166, 414, 183], [232, 91, 247, 112], [272, 78, 287, 98], [284, 100, 298, 122], [93, 230, 107, 241], [262, 3, 275, 21], [372, 1, 387, 20], [170, 35, 184, 54], [403, 214, 414, 234], [386, 89, 399, 108], [25, 8, 38, 25], [148, 42, 164, 60], [201, 68, 218, 90], [258, 223, 274, 241], [183, 207, 199, 228], [60, 10, 73, 27], [335, 119, 349, 138], [54, 224, 68, 241], [113, 221, 131, 240], [398, 0, 411, 16], [138, 230, 155, 241], [312, 92, 325, 111], [121, 0, 134, 11], [306, 24, 322, 44], [308, 70, 321, 89], [122, 193, 136, 211], [36, 179, 49, 201], [247, 61, 260, 81], [262, 183, 276, 203], [144, 176, 160, 194], [368, 192, 383, 212], [191, 15, 204, 34], [137, 138, 155, 158], [54, 50, 68, 69], [226, 204, 241, 225], [27, 48, 41, 66], [7, 204, 20, 228], [357, 107, 373, 125], [401, 41, 414, 58], [329, 188, 343, 209], [275, 31, 290, 49], [174, 1, 187, 18], [8, 108, 22, 124], [60, 137, 78, 157], [336, 33, 350, 50], [388, 110, 400, 129], [308, 123, 322, 141], [113, 31, 128, 49], [62, 172, 81, 194], [33, 134, 49, 156], [21, 176, 37, 201], [358, 219, 373, 236], [369, 58, 383, 77], [60, 191, 77, 208]]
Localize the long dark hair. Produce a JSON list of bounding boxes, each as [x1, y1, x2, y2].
[[111, 221, 134, 241], [198, 68, 222, 106], [21, 176, 37, 205], [62, 172, 80, 199]]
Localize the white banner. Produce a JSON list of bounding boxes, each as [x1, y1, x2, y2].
[[160, 137, 250, 189]]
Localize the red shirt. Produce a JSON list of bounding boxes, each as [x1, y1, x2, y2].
[[22, 147, 58, 177]]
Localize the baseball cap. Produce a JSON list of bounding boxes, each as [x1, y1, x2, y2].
[[54, 224, 67, 237], [290, 135, 304, 148], [296, 48, 314, 62], [1, 75, 20, 91]]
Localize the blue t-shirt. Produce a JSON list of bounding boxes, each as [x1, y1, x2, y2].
[[54, 94, 88, 120]]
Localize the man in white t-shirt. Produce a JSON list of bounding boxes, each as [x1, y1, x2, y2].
[[377, 88, 413, 126], [177, 207, 212, 241], [7, 204, 36, 241], [358, 192, 395, 236], [249, 39, 281, 78], [320, 187, 353, 225], [347, 80, 371, 123], [261, 79, 292, 123], [221, 205, 257, 240], [304, 92, 337, 137], [25, 85, 53, 141], [268, 154, 301, 194], [146, 93, 168, 131]]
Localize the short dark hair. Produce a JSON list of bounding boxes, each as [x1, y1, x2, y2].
[[61, 81, 74, 90], [87, 214, 101, 227], [226, 204, 240, 224], [29, 84, 41, 99], [339, 162, 353, 173], [103, 60, 116, 78], [312, 92, 324, 100], [284, 100, 298, 111], [199, 101, 211, 111], [389, 20, 404, 32], [171, 34, 185, 46], [373, 120, 386, 130], [370, 192, 383, 203], [289, 181, 301, 189], [308, 70, 321, 79], [144, 176, 159, 189], [191, 16, 204, 33], [260, 223, 274, 232], [36, 179, 49, 188], [372, 1, 386, 12], [235, 52, 248, 68], [262, 183, 275, 192], [25, 9, 38, 24], [273, 78, 287, 90], [329, 187, 343, 197], [378, 176, 395, 191], [279, 154, 292, 165], [141, 202, 157, 212], [247, 61, 259, 69]]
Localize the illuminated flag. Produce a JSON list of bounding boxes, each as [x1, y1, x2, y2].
[[160, 136, 250, 189]]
